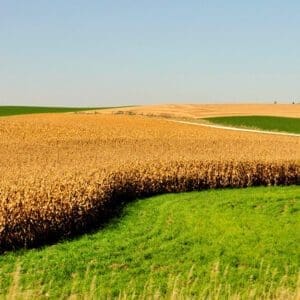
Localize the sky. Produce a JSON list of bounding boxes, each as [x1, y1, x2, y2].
[[0, 1, 299, 107]]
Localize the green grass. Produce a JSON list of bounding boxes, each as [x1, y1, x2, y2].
[[0, 106, 111, 117], [204, 116, 300, 134], [0, 186, 299, 298]]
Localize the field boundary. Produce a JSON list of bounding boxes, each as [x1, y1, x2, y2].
[[171, 120, 300, 137], [1, 162, 298, 251]]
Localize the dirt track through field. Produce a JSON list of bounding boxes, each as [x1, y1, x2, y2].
[[171, 120, 300, 137]]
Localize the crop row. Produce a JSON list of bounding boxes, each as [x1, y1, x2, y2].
[[0, 161, 299, 251]]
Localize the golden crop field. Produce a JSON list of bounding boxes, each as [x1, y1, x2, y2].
[[95, 103, 300, 119], [0, 113, 299, 250]]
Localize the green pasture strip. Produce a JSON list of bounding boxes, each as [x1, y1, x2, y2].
[[204, 115, 300, 134], [0, 106, 113, 117], [0, 186, 299, 298]]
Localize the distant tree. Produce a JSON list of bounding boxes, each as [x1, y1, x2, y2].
[[274, 100, 277, 104]]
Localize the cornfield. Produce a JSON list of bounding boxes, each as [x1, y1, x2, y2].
[[0, 114, 299, 251]]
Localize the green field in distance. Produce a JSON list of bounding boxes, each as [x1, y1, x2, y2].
[[204, 115, 300, 134], [0, 106, 110, 117]]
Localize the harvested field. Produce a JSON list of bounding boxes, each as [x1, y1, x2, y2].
[[93, 103, 300, 119], [0, 113, 299, 250]]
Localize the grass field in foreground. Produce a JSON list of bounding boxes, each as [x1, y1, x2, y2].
[[0, 186, 299, 299], [204, 116, 300, 134], [0, 106, 104, 117]]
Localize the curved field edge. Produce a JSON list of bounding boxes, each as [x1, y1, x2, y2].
[[0, 161, 299, 251], [204, 116, 300, 134], [0, 186, 299, 299]]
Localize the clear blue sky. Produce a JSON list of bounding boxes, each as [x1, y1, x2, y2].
[[1, 1, 299, 106]]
